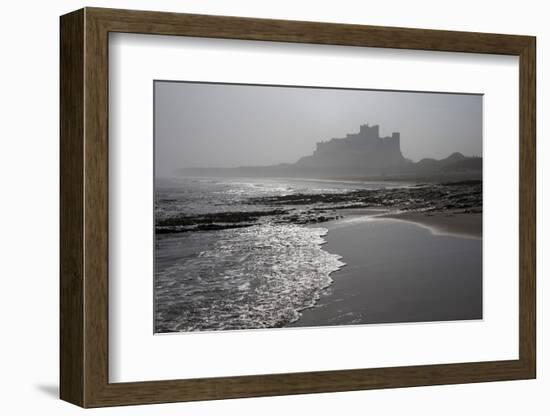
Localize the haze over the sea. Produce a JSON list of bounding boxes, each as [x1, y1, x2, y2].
[[154, 81, 482, 177]]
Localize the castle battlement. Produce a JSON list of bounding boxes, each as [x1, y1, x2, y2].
[[315, 124, 400, 154]]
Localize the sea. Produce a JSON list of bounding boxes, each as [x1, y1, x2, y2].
[[154, 176, 404, 333]]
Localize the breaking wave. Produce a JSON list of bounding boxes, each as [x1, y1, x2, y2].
[[154, 224, 345, 332]]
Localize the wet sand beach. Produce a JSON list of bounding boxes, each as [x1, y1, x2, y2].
[[292, 215, 482, 327], [381, 210, 482, 238]]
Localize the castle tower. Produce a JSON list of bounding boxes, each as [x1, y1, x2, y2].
[[359, 124, 379, 139], [389, 132, 400, 149], [371, 124, 380, 139]]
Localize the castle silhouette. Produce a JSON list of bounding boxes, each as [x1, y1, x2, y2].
[[178, 122, 481, 179], [296, 124, 406, 169]]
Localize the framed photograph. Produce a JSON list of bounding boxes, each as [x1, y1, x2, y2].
[[60, 7, 536, 407]]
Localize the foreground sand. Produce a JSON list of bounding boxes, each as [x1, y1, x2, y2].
[[291, 214, 482, 328]]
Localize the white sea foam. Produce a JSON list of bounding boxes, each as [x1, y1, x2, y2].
[[155, 224, 345, 332]]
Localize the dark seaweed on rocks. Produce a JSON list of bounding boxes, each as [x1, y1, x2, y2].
[[156, 210, 286, 233], [247, 180, 482, 213], [155, 181, 481, 234], [157, 210, 287, 227]]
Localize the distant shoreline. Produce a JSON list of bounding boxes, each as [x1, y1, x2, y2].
[[172, 171, 482, 184]]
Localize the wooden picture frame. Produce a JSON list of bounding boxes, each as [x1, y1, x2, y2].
[[60, 7, 536, 408]]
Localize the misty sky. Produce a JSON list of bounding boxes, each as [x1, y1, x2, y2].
[[154, 81, 482, 177]]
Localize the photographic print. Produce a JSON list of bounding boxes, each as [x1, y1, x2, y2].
[[154, 81, 482, 333]]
